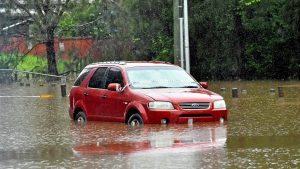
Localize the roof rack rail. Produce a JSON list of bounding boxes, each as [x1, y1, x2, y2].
[[147, 61, 171, 64], [91, 61, 126, 65], [89, 61, 171, 65]]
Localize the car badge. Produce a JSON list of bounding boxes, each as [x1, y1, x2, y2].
[[192, 103, 201, 108]]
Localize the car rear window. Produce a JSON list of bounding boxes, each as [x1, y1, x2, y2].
[[73, 68, 92, 86]]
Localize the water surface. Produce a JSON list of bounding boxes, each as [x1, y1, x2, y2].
[[0, 81, 299, 168]]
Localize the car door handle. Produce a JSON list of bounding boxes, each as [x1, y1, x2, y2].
[[100, 95, 107, 99], [83, 93, 89, 96]]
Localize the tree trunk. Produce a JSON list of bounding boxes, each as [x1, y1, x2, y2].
[[45, 27, 58, 75]]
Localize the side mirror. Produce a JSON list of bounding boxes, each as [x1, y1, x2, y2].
[[199, 82, 208, 89], [107, 83, 122, 92]]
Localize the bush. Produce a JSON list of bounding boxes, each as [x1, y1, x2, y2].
[[0, 53, 67, 75], [0, 53, 21, 69]]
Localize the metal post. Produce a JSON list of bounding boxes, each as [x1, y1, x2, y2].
[[220, 88, 226, 92], [278, 86, 284, 97], [179, 18, 184, 69], [26, 73, 30, 86], [14, 73, 18, 81], [61, 84, 67, 97], [61, 76, 67, 97], [269, 88, 275, 96], [183, 0, 190, 74], [232, 88, 238, 98]]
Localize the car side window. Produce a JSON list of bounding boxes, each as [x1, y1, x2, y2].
[[105, 67, 124, 88], [88, 67, 107, 89], [74, 68, 91, 86]]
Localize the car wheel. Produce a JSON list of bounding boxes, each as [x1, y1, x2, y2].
[[127, 113, 144, 126], [75, 111, 87, 125]]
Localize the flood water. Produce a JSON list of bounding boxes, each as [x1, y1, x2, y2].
[[0, 81, 299, 168]]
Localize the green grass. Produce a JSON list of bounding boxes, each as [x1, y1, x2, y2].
[[1, 53, 67, 74]]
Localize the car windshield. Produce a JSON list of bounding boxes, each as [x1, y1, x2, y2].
[[126, 66, 199, 89]]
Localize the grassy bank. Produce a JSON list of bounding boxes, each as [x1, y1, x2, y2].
[[1, 53, 69, 74]]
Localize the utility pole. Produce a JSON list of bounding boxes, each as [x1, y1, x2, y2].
[[179, 17, 184, 69], [174, 0, 190, 73], [173, 0, 181, 66], [183, 0, 190, 74]]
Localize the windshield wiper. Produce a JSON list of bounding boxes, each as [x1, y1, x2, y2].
[[153, 86, 170, 88], [179, 86, 199, 88], [141, 86, 170, 89]]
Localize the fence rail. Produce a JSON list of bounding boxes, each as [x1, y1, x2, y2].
[[0, 69, 68, 97]]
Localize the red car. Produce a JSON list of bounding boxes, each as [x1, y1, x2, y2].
[[69, 61, 227, 126]]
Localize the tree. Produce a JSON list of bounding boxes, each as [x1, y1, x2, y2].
[[7, 0, 72, 75], [121, 0, 173, 61], [283, 0, 300, 79]]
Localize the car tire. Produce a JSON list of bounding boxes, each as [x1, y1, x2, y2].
[[75, 111, 87, 125], [127, 113, 144, 126]]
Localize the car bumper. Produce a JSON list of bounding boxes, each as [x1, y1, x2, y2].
[[145, 109, 227, 124]]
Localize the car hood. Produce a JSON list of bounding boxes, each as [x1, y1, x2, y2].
[[136, 88, 223, 102]]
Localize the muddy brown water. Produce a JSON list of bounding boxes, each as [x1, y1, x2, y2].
[[0, 81, 299, 168]]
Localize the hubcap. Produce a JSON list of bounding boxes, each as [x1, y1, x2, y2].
[[130, 119, 140, 126], [77, 116, 85, 124]]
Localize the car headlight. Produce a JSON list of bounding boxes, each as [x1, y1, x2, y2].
[[214, 100, 226, 109], [148, 101, 174, 110]]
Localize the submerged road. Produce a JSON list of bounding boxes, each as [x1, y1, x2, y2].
[[0, 81, 299, 168]]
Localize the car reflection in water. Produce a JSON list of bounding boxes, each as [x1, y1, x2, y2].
[[71, 122, 227, 156]]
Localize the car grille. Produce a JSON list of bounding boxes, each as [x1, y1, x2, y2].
[[179, 102, 210, 110]]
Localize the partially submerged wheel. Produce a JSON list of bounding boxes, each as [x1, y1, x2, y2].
[[127, 113, 144, 126], [75, 111, 87, 125]]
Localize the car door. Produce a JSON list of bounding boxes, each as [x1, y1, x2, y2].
[[83, 67, 108, 120], [102, 67, 128, 121]]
